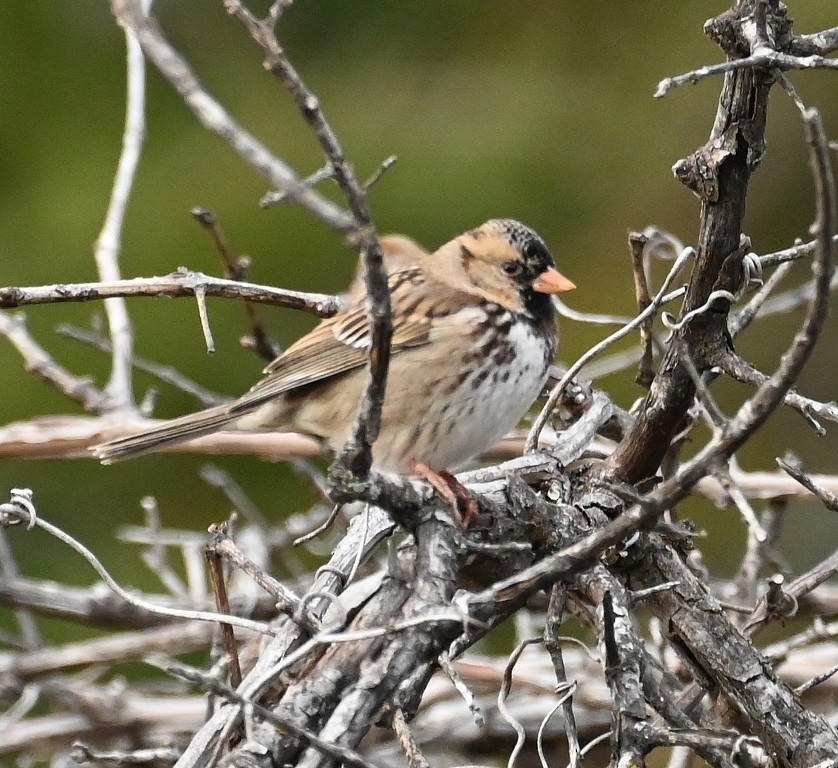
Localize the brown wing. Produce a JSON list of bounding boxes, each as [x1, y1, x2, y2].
[[229, 267, 432, 414]]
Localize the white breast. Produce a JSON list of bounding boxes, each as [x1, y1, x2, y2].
[[431, 320, 550, 467], [374, 311, 554, 472]]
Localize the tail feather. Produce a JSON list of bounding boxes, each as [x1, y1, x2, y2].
[[93, 405, 235, 463]]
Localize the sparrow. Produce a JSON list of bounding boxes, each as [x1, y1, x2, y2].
[[93, 219, 575, 472]]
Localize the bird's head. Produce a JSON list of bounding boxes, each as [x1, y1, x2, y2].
[[430, 218, 575, 315]]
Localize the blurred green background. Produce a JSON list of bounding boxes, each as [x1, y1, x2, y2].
[[1, 2, 837, 599]]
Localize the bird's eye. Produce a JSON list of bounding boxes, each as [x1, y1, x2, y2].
[[503, 261, 523, 276]]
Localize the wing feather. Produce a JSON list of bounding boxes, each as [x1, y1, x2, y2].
[[230, 267, 433, 413]]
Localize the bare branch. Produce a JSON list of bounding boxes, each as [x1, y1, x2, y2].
[[656, 51, 838, 99], [192, 207, 282, 361], [634, 106, 834, 516], [225, 0, 392, 480], [746, 549, 838, 635], [777, 456, 838, 514], [716, 350, 838, 433], [525, 280, 689, 453], [163, 659, 384, 768], [757, 234, 838, 268], [606, 5, 779, 483], [0, 270, 341, 317], [656, 9, 838, 99], [0, 621, 213, 682], [0, 416, 323, 460], [57, 323, 228, 408], [0, 490, 276, 637], [789, 26, 838, 57], [392, 708, 431, 768], [6, 4, 838, 766], [629, 231, 655, 387], [0, 312, 105, 411], [729, 259, 795, 335], [110, 0, 354, 231], [93, 0, 151, 412]]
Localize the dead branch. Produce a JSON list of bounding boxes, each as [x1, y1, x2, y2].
[[3, 2, 838, 767], [0, 270, 341, 317]]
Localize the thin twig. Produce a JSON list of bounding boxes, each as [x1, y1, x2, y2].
[[210, 532, 316, 633], [498, 637, 542, 768], [94, 0, 153, 413], [544, 587, 581, 768], [757, 234, 838, 268], [756, 268, 838, 319], [193, 285, 215, 354], [525, 286, 687, 453], [537, 684, 577, 768], [629, 232, 654, 387], [438, 652, 484, 728], [729, 259, 795, 335], [0, 528, 42, 651], [161, 658, 384, 768], [205, 527, 243, 688], [199, 464, 270, 528], [656, 50, 838, 99], [574, 732, 610, 765], [111, 0, 354, 231], [713, 466, 768, 543], [192, 207, 281, 361], [795, 662, 838, 696], [0, 489, 276, 637], [260, 163, 335, 207], [71, 743, 182, 766], [552, 298, 631, 326], [57, 323, 228, 407], [0, 311, 105, 411], [778, 455, 838, 514], [0, 620, 215, 681], [0, 270, 340, 316], [392, 708, 431, 768], [226, 0, 391, 479], [138, 495, 189, 599], [293, 504, 342, 546], [363, 154, 398, 191], [716, 350, 838, 433]]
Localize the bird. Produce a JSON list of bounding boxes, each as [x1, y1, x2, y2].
[[93, 219, 575, 472]]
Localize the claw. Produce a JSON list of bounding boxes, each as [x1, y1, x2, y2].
[[412, 462, 480, 529]]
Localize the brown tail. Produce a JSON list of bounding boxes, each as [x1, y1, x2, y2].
[[92, 404, 235, 464]]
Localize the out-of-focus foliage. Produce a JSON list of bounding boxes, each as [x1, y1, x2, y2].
[[0, 2, 836, 586]]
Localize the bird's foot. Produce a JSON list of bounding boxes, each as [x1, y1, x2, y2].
[[411, 462, 479, 529]]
